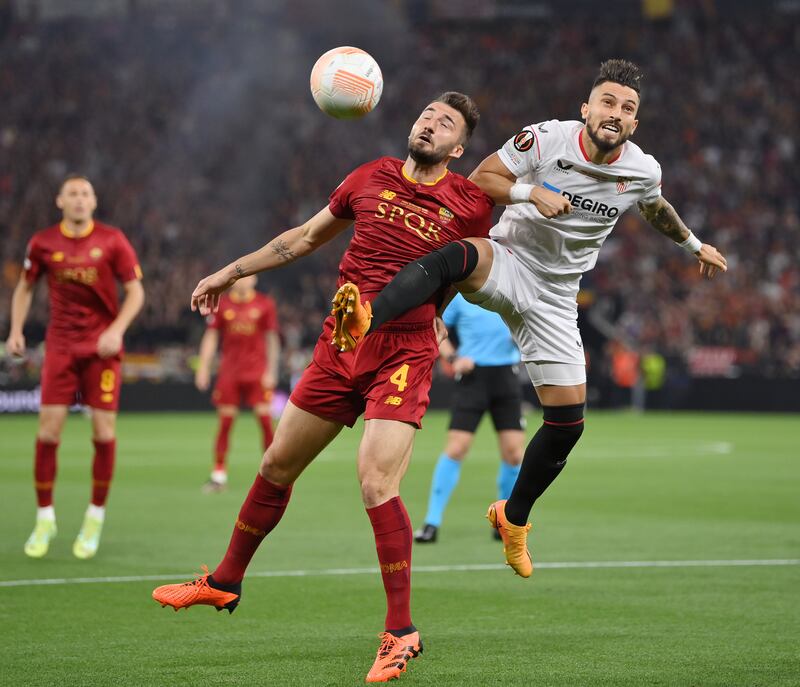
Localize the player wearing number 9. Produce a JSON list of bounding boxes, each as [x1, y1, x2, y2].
[[154, 92, 494, 683], [5, 175, 144, 560]]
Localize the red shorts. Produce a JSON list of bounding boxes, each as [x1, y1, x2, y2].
[[212, 376, 272, 408], [40, 349, 122, 411], [290, 316, 438, 429]]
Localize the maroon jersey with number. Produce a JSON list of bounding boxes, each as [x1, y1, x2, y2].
[[329, 156, 494, 323], [289, 158, 493, 429], [207, 291, 278, 381], [23, 221, 142, 356]]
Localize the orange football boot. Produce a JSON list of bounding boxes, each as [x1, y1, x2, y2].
[[365, 630, 423, 683], [152, 566, 241, 613], [486, 500, 533, 578], [331, 282, 372, 352]]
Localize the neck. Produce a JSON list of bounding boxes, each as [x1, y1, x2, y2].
[[60, 218, 93, 237], [402, 157, 449, 185], [580, 127, 622, 165]]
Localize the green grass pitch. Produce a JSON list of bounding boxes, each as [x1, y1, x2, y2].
[[1, 410, 798, 686]]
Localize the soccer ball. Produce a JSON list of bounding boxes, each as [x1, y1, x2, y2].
[[310, 46, 383, 120]]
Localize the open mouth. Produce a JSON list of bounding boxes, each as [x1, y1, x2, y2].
[[600, 122, 620, 134], [417, 133, 432, 144]]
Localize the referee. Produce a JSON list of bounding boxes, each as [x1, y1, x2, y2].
[[415, 293, 525, 543]]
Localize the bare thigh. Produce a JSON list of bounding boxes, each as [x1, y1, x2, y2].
[[259, 400, 344, 484]]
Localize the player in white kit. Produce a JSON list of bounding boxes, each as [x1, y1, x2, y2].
[[333, 60, 727, 577]]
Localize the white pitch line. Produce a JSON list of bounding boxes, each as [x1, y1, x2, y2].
[[0, 559, 798, 589]]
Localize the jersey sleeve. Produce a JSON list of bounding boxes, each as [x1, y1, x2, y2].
[[206, 312, 221, 330], [466, 190, 494, 237], [640, 157, 663, 204], [497, 121, 551, 178], [111, 231, 143, 282], [22, 235, 45, 284], [328, 161, 376, 220]]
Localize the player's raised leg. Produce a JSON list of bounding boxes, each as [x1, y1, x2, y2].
[[359, 418, 423, 682], [72, 408, 117, 559], [152, 401, 343, 612], [333, 237, 494, 351], [24, 404, 68, 558]]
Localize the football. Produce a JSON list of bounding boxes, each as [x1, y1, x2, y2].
[[309, 46, 383, 119]]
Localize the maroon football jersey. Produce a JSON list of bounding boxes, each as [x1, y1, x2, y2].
[[207, 291, 278, 381], [329, 157, 494, 323], [23, 221, 142, 355]]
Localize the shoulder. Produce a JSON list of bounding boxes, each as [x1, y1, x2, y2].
[[257, 293, 276, 308], [623, 141, 661, 183], [31, 224, 60, 245], [352, 156, 398, 178], [95, 222, 129, 243], [445, 173, 494, 211]]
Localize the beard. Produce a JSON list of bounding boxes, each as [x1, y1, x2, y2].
[[408, 138, 450, 166], [586, 120, 631, 152]]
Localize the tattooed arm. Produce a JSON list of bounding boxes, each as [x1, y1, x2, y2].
[[638, 195, 728, 279], [191, 207, 352, 314]]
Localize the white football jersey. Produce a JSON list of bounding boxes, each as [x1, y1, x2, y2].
[[494, 119, 662, 280]]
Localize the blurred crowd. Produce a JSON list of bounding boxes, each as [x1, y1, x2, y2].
[[1, 1, 797, 384]]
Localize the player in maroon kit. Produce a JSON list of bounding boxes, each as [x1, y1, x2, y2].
[[152, 92, 493, 683], [195, 275, 280, 492], [5, 175, 144, 560]]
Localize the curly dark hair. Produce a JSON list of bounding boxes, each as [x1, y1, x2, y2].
[[592, 59, 644, 96]]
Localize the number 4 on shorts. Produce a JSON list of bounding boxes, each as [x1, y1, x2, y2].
[[389, 364, 409, 392]]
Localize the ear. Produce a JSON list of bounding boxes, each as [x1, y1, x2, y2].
[[630, 118, 639, 136], [55, 194, 64, 210], [580, 102, 589, 121], [448, 143, 465, 161]]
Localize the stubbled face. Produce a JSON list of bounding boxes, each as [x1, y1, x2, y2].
[[407, 101, 466, 166], [56, 179, 97, 222], [581, 81, 639, 152], [232, 274, 257, 295]]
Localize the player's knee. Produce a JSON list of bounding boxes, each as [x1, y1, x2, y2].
[[359, 474, 395, 507], [423, 240, 480, 284], [540, 403, 585, 460], [37, 428, 61, 444]]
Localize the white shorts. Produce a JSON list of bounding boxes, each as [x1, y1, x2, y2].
[[464, 239, 587, 387]]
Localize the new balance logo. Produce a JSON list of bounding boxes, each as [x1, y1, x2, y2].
[[557, 160, 573, 170], [380, 560, 408, 574], [385, 395, 403, 406], [379, 189, 397, 200]]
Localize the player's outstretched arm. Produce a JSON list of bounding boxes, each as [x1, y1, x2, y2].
[[469, 153, 571, 218], [638, 196, 728, 279], [6, 276, 35, 357], [191, 207, 352, 315]]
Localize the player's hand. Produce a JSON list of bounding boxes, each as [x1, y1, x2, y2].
[[453, 357, 475, 376], [530, 186, 571, 218], [96, 328, 123, 358], [261, 370, 277, 390], [195, 367, 210, 391], [696, 243, 727, 279], [191, 269, 237, 316], [5, 331, 26, 357], [433, 317, 448, 345]]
